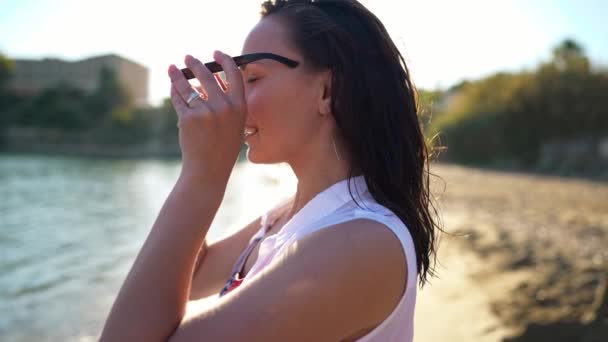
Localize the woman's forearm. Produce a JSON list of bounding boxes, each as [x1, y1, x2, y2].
[[192, 240, 208, 279], [100, 171, 227, 342]]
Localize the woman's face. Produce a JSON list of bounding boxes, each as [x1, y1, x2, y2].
[[240, 17, 329, 164]]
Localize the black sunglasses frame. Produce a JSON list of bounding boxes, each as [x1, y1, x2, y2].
[[180, 53, 299, 80]]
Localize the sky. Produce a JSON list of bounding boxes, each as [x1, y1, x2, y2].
[[1, 0, 607, 106]]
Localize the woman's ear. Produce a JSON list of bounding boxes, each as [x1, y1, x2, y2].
[[318, 70, 332, 116]]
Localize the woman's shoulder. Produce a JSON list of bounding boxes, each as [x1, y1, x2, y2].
[[306, 217, 408, 270], [303, 197, 418, 283], [284, 218, 408, 325], [329, 193, 400, 224]]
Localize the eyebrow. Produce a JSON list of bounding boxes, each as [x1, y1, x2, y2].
[[181, 53, 299, 79], [239, 61, 263, 73]]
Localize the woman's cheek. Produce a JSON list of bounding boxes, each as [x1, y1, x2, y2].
[[245, 87, 269, 121]]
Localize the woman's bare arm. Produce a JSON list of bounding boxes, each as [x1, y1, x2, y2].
[[100, 172, 226, 342]]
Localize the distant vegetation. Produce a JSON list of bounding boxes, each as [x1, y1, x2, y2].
[[421, 39, 608, 176], [1, 39, 607, 175], [0, 53, 180, 156]]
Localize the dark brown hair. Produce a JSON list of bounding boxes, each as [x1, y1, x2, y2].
[[260, 0, 443, 287]]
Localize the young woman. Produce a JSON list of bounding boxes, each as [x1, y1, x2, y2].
[[101, 1, 441, 341]]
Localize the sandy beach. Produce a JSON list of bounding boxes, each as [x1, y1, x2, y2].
[[415, 163, 608, 341]]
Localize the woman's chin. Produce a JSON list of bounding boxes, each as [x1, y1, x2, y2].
[[246, 149, 282, 165]]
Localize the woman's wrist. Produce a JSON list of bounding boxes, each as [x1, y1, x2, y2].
[[179, 163, 230, 187]]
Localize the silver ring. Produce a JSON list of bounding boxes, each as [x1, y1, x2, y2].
[[186, 90, 202, 105]]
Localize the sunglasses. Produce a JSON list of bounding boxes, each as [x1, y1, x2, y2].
[[181, 53, 300, 79]]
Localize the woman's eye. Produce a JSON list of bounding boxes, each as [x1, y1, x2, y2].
[[246, 77, 258, 83]]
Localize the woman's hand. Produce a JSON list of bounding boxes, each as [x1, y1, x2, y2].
[[168, 51, 246, 184]]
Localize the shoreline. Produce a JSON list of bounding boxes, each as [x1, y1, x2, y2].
[[1, 147, 606, 183], [0, 146, 181, 160]]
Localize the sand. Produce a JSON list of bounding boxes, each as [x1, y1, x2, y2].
[[415, 163, 608, 342]]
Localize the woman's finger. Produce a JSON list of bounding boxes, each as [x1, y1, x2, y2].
[[170, 83, 189, 115], [185, 55, 225, 102], [194, 85, 208, 100], [168, 64, 200, 105], [213, 51, 244, 103]]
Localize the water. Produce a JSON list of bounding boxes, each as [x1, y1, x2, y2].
[[0, 154, 296, 341]]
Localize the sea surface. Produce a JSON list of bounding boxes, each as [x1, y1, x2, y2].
[[0, 154, 296, 341]]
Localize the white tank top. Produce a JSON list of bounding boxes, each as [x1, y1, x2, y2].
[[239, 175, 418, 341]]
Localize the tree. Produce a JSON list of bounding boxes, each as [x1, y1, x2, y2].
[[0, 53, 18, 128], [0, 52, 14, 91], [551, 38, 590, 73], [18, 83, 89, 130], [427, 38, 607, 169], [86, 67, 133, 123]]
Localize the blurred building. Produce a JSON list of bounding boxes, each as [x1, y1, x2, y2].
[[8, 54, 149, 107]]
